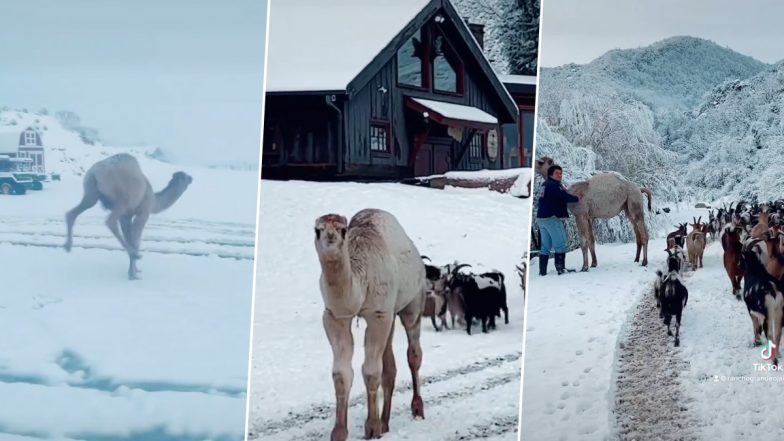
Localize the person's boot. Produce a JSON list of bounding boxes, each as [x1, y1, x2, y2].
[[539, 255, 549, 276], [554, 252, 575, 275]]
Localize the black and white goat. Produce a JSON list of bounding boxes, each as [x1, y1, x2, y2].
[[655, 249, 688, 347], [739, 238, 784, 365], [448, 264, 507, 335]]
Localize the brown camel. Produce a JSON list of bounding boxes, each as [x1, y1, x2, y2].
[[314, 209, 426, 441], [535, 156, 653, 271], [64, 153, 192, 280]]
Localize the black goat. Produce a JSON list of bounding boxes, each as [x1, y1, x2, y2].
[[449, 264, 505, 335], [656, 250, 688, 347], [478, 270, 509, 325]]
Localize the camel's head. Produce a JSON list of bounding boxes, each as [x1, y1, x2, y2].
[[170, 171, 193, 191], [534, 156, 555, 179], [314, 214, 348, 257]]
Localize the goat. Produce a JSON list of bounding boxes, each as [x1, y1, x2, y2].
[[478, 270, 509, 325], [657, 251, 688, 347], [739, 238, 784, 365], [721, 221, 745, 300], [667, 223, 688, 248], [764, 231, 784, 281], [448, 264, 504, 335], [686, 218, 706, 270], [750, 206, 771, 239], [666, 237, 687, 275]]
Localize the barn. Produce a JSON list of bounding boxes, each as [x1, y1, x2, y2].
[[0, 125, 46, 173], [261, 0, 526, 181]]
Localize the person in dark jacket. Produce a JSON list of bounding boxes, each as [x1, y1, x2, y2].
[[536, 164, 582, 275]]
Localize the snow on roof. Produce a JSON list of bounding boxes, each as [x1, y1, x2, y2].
[[411, 97, 498, 124], [498, 74, 538, 86], [265, 0, 431, 92]]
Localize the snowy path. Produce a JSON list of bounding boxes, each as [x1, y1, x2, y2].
[[523, 208, 784, 441], [613, 276, 697, 441], [247, 180, 528, 441]]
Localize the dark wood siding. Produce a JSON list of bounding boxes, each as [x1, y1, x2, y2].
[[344, 11, 514, 177], [261, 94, 341, 179]]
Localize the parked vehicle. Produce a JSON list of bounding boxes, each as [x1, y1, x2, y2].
[[9, 157, 46, 190], [0, 155, 35, 195]]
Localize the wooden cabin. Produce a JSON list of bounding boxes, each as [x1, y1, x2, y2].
[[261, 0, 520, 181]]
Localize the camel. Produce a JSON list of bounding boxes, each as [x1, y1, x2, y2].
[[314, 209, 426, 441], [535, 156, 653, 271], [64, 153, 193, 280]]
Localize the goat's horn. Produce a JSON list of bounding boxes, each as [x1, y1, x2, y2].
[[451, 263, 472, 278], [421, 255, 431, 262]]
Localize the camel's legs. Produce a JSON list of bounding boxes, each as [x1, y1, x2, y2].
[[323, 309, 354, 441], [380, 319, 397, 433], [64, 185, 100, 252], [637, 219, 649, 266], [129, 211, 150, 258], [626, 207, 642, 263], [575, 214, 592, 271], [398, 297, 425, 420], [105, 211, 133, 255], [119, 215, 141, 280], [362, 313, 394, 439], [587, 218, 598, 268]]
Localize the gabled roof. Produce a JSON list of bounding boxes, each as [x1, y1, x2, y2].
[[265, 0, 518, 120], [265, 0, 431, 93]]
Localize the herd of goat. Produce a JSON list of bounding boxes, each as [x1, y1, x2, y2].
[[654, 200, 784, 365], [421, 256, 510, 335]]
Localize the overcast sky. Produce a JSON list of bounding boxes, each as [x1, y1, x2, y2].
[[539, 0, 784, 67], [0, 0, 267, 166]]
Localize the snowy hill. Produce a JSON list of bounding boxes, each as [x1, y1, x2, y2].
[[0, 109, 157, 177], [673, 61, 784, 201], [533, 37, 768, 248], [540, 37, 766, 121], [586, 37, 766, 115]]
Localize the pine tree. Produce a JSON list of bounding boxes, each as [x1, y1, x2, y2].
[[499, 0, 540, 75]]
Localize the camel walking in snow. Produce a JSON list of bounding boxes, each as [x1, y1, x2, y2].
[[535, 157, 653, 271], [314, 209, 426, 441], [64, 153, 192, 280]]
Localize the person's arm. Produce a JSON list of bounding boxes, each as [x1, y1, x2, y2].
[[557, 185, 580, 203]]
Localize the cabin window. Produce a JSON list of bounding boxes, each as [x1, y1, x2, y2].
[[469, 133, 484, 160], [397, 29, 424, 88], [431, 34, 461, 94], [370, 122, 390, 153], [24, 131, 36, 146]]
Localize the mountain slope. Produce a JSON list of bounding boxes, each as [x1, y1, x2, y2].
[[674, 61, 784, 201]]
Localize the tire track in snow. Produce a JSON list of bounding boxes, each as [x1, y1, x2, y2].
[[613, 273, 699, 441], [0, 218, 255, 260], [247, 352, 522, 440], [295, 370, 519, 441]]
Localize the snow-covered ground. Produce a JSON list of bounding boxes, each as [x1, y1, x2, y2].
[[521, 205, 784, 440], [0, 113, 258, 440], [247, 180, 529, 441]]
